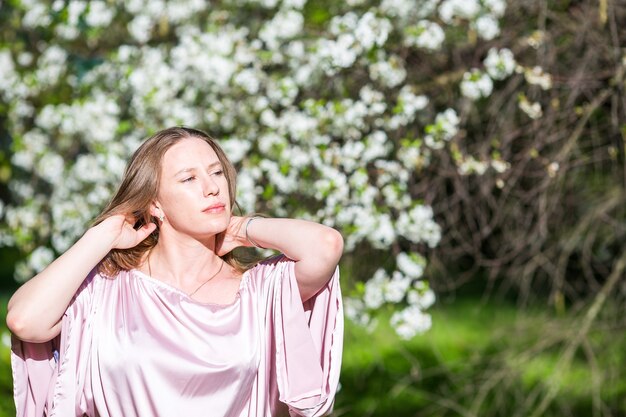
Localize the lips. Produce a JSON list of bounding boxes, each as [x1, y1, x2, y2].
[[202, 203, 226, 213]]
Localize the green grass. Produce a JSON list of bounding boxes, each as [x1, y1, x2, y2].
[[0, 294, 14, 417], [334, 299, 626, 417]]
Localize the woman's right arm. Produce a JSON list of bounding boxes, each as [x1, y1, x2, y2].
[[6, 214, 156, 343]]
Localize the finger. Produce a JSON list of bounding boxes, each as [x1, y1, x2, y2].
[[135, 223, 157, 243], [126, 214, 141, 227], [113, 212, 134, 224]]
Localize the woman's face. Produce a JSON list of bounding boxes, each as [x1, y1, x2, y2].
[[155, 137, 231, 241]]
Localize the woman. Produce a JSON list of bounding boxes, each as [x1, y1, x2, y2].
[[7, 127, 344, 417]]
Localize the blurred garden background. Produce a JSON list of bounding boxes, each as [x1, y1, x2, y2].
[[0, 0, 625, 415]]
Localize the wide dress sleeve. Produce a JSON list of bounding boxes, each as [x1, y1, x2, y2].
[[254, 256, 343, 417], [11, 269, 99, 417]]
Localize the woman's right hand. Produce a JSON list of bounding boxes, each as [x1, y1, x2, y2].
[[97, 214, 157, 250]]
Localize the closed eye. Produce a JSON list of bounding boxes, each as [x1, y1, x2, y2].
[[182, 176, 196, 183]]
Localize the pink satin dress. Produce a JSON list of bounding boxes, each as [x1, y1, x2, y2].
[[11, 255, 343, 417]]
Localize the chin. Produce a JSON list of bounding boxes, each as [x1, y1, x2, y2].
[[208, 215, 231, 234]]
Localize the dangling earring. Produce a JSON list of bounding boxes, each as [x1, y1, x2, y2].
[[157, 208, 164, 222]]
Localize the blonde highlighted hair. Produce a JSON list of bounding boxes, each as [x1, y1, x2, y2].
[[94, 126, 245, 276]]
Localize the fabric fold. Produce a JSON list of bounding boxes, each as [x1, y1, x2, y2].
[[11, 270, 97, 417], [263, 257, 343, 417], [11, 336, 56, 417]]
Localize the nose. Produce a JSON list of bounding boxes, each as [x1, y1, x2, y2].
[[202, 175, 219, 197]]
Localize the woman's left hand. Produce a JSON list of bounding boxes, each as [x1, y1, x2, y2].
[[216, 214, 343, 301], [215, 215, 250, 256]]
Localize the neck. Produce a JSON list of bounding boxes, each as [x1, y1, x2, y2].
[[147, 232, 223, 289]]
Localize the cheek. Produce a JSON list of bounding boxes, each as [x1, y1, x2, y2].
[[221, 178, 232, 205], [159, 187, 194, 215]]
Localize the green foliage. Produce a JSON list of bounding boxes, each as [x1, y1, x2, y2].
[[336, 299, 626, 417], [0, 295, 14, 417]]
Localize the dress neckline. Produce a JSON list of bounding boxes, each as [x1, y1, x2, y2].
[[129, 268, 250, 307]]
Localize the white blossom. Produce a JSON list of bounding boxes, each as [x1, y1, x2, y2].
[[349, 169, 369, 189], [55, 23, 80, 40], [282, 146, 311, 170], [1, 332, 10, 348], [491, 159, 510, 173], [524, 66, 553, 90], [397, 205, 442, 247], [258, 0, 279, 8], [36, 152, 65, 185], [0, 50, 19, 100], [236, 169, 258, 213], [36, 46, 67, 87], [384, 271, 412, 303], [437, 108, 460, 139], [458, 156, 489, 175], [12, 151, 35, 171], [128, 14, 154, 43], [267, 77, 299, 107], [339, 141, 365, 172], [364, 268, 388, 309], [279, 109, 317, 140], [6, 204, 44, 234], [317, 34, 359, 71], [483, 0, 507, 17], [395, 86, 429, 126], [165, 0, 207, 23], [234, 69, 262, 94], [396, 252, 425, 279], [380, 0, 414, 17], [124, 0, 146, 14], [85, 1, 115, 27], [370, 213, 395, 249], [460, 69, 494, 100], [329, 12, 359, 36], [407, 284, 436, 309], [259, 10, 304, 50], [518, 95, 543, 119], [282, 0, 306, 8], [343, 297, 363, 322], [355, 12, 392, 50], [363, 130, 391, 161], [8, 181, 35, 200], [425, 108, 460, 149], [258, 132, 285, 154], [375, 159, 409, 187], [17, 51, 34, 66], [390, 305, 432, 339], [369, 55, 407, 88], [22, 2, 52, 28], [398, 144, 425, 170], [359, 85, 384, 105], [484, 48, 516, 80], [474, 14, 500, 41], [67, 1, 87, 26], [220, 138, 252, 163], [439, 0, 481, 23], [404, 20, 445, 51]]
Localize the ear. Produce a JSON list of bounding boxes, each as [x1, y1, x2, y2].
[[149, 200, 161, 218]]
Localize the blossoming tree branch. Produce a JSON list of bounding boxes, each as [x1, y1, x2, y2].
[[0, 0, 553, 339]]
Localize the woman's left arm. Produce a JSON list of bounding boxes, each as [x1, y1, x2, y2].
[[221, 217, 343, 302]]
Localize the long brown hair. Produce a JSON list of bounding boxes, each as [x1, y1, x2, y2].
[[94, 126, 245, 276]]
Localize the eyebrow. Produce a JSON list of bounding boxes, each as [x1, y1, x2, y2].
[[173, 161, 222, 177]]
